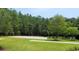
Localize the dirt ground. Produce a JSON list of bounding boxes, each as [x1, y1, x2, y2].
[[11, 36, 47, 40]]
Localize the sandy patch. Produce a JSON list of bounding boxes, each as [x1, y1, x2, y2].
[[11, 36, 47, 40]]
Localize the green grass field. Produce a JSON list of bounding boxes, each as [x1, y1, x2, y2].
[[0, 37, 79, 51]]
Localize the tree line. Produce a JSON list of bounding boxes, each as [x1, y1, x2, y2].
[[0, 8, 79, 39]]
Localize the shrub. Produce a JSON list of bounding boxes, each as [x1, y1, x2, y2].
[[47, 36, 62, 41]]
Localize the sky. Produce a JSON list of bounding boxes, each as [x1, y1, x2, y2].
[[14, 8, 79, 18]]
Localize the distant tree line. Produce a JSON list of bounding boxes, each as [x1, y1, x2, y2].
[[0, 8, 79, 39]]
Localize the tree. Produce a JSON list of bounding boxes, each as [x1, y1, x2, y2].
[[10, 10, 20, 35], [48, 15, 67, 37], [66, 27, 79, 39], [0, 8, 79, 39], [0, 9, 14, 35]]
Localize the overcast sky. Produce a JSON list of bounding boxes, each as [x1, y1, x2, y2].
[[14, 8, 79, 18]]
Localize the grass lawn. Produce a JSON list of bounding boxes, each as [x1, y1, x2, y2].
[[0, 37, 79, 51]]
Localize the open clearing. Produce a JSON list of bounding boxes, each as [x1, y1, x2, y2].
[[30, 40, 79, 44], [0, 36, 79, 51], [6, 36, 79, 44]]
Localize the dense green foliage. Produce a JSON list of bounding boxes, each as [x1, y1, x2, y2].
[[0, 8, 79, 39]]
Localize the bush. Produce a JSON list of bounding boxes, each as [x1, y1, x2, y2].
[[53, 37, 61, 41], [66, 46, 79, 51], [47, 36, 62, 41]]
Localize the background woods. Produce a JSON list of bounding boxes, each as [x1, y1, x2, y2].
[[0, 8, 79, 39]]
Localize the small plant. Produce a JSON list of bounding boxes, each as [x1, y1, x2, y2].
[[66, 46, 79, 51]]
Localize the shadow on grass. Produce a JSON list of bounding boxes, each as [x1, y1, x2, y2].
[[0, 46, 5, 51], [66, 46, 79, 51]]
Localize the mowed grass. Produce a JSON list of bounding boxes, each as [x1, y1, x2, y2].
[[0, 37, 79, 51]]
